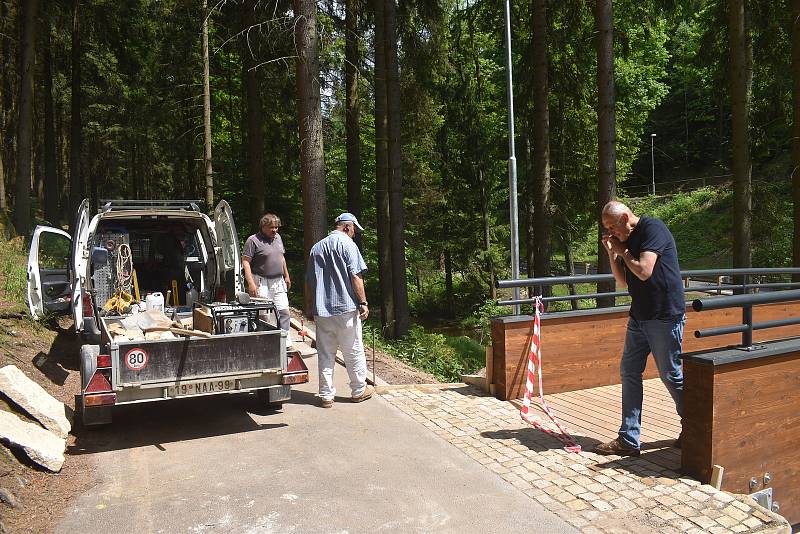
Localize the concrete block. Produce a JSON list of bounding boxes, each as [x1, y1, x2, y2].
[[0, 409, 65, 472], [0, 365, 71, 438]]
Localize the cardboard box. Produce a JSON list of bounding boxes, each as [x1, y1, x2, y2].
[[192, 305, 214, 334]]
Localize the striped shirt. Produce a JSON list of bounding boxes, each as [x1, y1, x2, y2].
[[305, 231, 367, 317]]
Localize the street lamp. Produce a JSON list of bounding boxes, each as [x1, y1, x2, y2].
[[650, 133, 657, 195]]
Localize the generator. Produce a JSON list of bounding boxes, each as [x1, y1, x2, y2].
[[192, 301, 277, 335]]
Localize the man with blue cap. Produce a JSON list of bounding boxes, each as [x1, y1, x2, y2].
[[305, 212, 372, 408]]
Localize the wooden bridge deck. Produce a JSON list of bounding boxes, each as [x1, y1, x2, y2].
[[517, 377, 682, 470]]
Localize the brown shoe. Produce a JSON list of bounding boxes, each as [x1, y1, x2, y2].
[[321, 398, 334, 409], [593, 437, 640, 457], [352, 385, 374, 403]]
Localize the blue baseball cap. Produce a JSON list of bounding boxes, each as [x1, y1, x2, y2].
[[334, 212, 364, 231]]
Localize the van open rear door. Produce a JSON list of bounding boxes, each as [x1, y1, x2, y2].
[[213, 200, 242, 299], [72, 199, 91, 331], [26, 226, 72, 320]]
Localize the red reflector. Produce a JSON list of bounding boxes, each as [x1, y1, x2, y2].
[[282, 372, 308, 385], [86, 371, 112, 393], [287, 353, 308, 373], [96, 354, 112, 367], [84, 393, 116, 406], [82, 292, 94, 318]]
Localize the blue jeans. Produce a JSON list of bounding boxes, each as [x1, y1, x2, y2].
[[618, 314, 685, 449]]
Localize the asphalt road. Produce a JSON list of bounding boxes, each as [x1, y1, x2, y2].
[[57, 349, 576, 533]]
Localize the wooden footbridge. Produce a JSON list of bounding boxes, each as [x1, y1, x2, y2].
[[487, 268, 800, 526]]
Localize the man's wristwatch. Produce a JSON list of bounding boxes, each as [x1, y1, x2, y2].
[[359, 302, 368, 306]]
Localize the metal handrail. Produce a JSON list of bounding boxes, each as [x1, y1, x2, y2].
[[496, 268, 800, 308], [691, 289, 800, 349]]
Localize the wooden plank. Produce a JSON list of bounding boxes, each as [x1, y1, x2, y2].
[[680, 359, 714, 484], [490, 302, 800, 400], [548, 391, 678, 440], [709, 352, 800, 525]]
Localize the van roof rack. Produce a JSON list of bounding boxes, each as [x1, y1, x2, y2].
[[99, 200, 203, 212]]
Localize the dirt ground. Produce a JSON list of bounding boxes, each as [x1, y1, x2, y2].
[[0, 308, 439, 534], [0, 313, 95, 534]]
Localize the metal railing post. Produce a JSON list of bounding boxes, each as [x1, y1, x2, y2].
[[742, 304, 753, 348]]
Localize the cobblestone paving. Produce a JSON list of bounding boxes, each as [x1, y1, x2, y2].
[[379, 384, 790, 534]]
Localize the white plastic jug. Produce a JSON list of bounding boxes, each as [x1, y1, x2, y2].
[[186, 284, 198, 308], [145, 292, 164, 312]]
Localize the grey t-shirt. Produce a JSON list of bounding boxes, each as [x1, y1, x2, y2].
[[243, 232, 285, 278], [305, 231, 367, 317]]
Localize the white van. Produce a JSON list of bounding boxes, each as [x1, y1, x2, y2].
[[27, 199, 307, 425]]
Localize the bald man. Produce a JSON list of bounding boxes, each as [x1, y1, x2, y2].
[[594, 200, 685, 457]]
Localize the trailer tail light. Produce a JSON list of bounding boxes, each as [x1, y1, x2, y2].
[[287, 352, 306, 373], [82, 292, 94, 318], [86, 370, 112, 393], [282, 352, 309, 384], [96, 354, 112, 368], [282, 372, 308, 385], [84, 393, 116, 407]]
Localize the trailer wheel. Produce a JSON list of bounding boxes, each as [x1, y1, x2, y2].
[[256, 386, 290, 409], [75, 395, 112, 427], [255, 389, 282, 409]]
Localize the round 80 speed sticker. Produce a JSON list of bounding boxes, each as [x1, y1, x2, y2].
[[124, 348, 149, 371]]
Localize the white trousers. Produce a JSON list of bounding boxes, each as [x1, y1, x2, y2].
[[255, 276, 291, 339], [255, 275, 289, 310], [315, 311, 367, 400]]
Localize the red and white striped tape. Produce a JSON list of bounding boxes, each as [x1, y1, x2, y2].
[[520, 298, 582, 453]]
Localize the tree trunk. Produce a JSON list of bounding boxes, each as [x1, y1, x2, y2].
[[479, 169, 496, 299], [345, 0, 361, 223], [43, 24, 58, 224], [0, 0, 10, 213], [728, 0, 752, 271], [594, 0, 616, 307], [241, 0, 265, 224], [524, 132, 536, 297], [562, 225, 578, 311], [444, 248, 454, 316], [374, 0, 395, 337], [14, 0, 37, 238], [384, 0, 409, 338], [0, 0, 7, 213], [69, 0, 82, 226], [531, 0, 551, 297], [792, 0, 800, 275], [202, 0, 214, 209], [294, 0, 327, 312], [468, 10, 495, 300]]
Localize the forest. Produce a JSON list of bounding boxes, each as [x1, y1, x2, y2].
[[2, 0, 800, 345]]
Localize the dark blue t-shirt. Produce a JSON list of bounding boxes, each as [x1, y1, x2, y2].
[[624, 216, 685, 320]]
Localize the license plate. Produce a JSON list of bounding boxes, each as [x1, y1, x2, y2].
[[167, 379, 235, 397]]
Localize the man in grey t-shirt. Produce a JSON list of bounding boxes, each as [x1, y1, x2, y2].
[[305, 213, 372, 408], [243, 213, 293, 344]]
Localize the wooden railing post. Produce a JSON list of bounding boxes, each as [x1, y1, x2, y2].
[[490, 315, 534, 400]]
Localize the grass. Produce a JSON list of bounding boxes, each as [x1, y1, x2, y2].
[[0, 232, 29, 312], [363, 322, 485, 382]]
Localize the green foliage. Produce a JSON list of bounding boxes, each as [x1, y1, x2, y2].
[[0, 237, 27, 310], [364, 322, 483, 382], [630, 187, 732, 268], [569, 184, 792, 271], [459, 298, 505, 345]]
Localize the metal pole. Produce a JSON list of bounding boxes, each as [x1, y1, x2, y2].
[[650, 133, 656, 195], [504, 0, 520, 314]]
